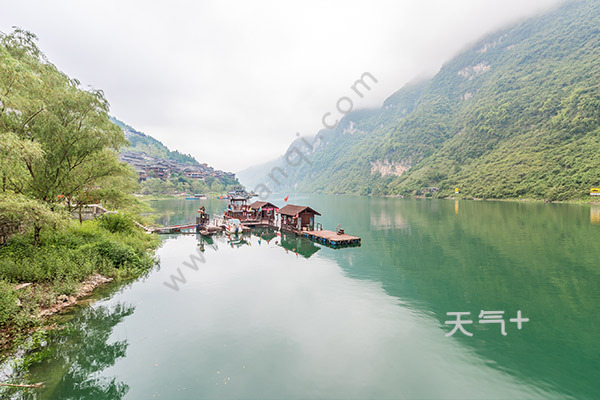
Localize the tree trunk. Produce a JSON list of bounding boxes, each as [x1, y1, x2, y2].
[[33, 225, 41, 246]]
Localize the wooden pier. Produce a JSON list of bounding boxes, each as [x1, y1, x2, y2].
[[151, 223, 200, 234], [303, 230, 361, 247], [150, 199, 361, 249], [241, 219, 278, 229], [151, 223, 221, 235]]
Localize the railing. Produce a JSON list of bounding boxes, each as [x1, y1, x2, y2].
[[281, 222, 298, 232]]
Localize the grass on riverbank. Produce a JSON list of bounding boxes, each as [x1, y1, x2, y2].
[[0, 213, 159, 354]]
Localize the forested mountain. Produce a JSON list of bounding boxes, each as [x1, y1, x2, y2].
[[238, 0, 600, 201], [111, 117, 199, 165]]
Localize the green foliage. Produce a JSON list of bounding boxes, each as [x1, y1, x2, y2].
[[91, 239, 141, 268], [138, 173, 239, 196], [111, 117, 199, 165], [0, 28, 133, 207], [0, 280, 19, 327], [0, 28, 160, 352], [0, 193, 66, 244], [0, 219, 157, 283], [97, 213, 135, 234]]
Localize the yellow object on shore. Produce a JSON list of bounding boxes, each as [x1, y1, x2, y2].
[[590, 188, 600, 195]]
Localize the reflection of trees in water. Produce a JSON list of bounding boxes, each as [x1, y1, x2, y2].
[[279, 233, 320, 259], [26, 303, 135, 400], [346, 200, 600, 399]]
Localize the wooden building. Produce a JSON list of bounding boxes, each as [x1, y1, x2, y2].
[[224, 195, 250, 220], [248, 201, 278, 224], [277, 204, 321, 233]]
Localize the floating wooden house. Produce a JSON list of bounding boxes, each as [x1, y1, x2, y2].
[[248, 201, 278, 225], [224, 195, 250, 220], [277, 204, 321, 233], [153, 199, 360, 249]]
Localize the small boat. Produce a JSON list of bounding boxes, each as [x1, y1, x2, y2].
[[217, 195, 230, 200]]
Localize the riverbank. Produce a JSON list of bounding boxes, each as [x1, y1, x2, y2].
[[332, 191, 600, 205], [0, 214, 159, 360], [443, 195, 600, 205]]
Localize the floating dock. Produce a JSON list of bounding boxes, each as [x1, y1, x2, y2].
[[241, 220, 278, 229], [149, 199, 361, 249], [303, 230, 361, 247], [151, 223, 221, 235]]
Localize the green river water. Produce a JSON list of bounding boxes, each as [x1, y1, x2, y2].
[[4, 196, 600, 399]]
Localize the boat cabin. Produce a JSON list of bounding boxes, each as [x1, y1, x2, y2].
[[225, 195, 250, 220], [277, 204, 321, 233]]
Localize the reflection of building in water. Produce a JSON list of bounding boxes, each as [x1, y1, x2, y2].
[[194, 229, 319, 258], [279, 232, 320, 259], [455, 200, 459, 215], [227, 235, 249, 248], [254, 229, 277, 244], [591, 206, 600, 225]]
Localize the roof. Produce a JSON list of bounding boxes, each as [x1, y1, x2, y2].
[[278, 204, 321, 216], [229, 195, 247, 201], [248, 201, 278, 210]]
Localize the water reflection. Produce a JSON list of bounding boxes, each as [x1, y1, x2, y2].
[[369, 204, 410, 233], [329, 199, 600, 399], [13, 198, 597, 399], [591, 205, 600, 224], [22, 303, 135, 400], [195, 229, 321, 259], [154, 197, 600, 398]]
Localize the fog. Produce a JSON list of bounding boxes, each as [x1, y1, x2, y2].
[[1, 0, 564, 171]]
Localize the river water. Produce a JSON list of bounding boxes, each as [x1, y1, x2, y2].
[[8, 196, 600, 399]]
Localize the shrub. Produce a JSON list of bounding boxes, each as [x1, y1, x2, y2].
[[0, 281, 19, 327], [54, 279, 79, 296], [93, 239, 141, 268], [98, 213, 135, 234]]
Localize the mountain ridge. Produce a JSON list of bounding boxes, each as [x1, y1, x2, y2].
[[238, 0, 600, 201], [111, 117, 239, 189], [111, 116, 199, 165]]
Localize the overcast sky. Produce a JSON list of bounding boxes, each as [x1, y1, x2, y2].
[[1, 0, 563, 172]]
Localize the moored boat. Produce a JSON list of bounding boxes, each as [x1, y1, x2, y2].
[[225, 218, 243, 234]]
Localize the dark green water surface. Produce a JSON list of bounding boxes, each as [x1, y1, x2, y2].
[[8, 197, 600, 399]]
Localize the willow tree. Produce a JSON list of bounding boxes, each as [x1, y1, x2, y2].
[[1, 28, 134, 242], [0, 28, 129, 208]]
